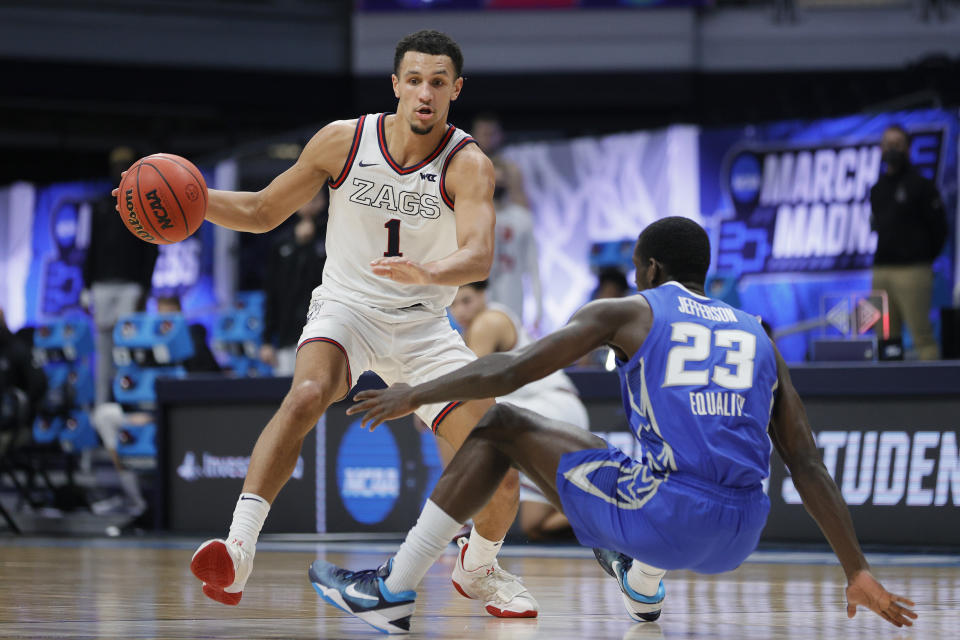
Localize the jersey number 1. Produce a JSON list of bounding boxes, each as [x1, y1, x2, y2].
[[384, 219, 403, 257]]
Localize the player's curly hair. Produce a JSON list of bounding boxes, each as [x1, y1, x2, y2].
[[394, 30, 464, 78], [636, 217, 711, 285]]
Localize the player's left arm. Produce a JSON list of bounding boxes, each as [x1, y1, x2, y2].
[[347, 298, 637, 428], [371, 145, 495, 286], [768, 345, 917, 627]]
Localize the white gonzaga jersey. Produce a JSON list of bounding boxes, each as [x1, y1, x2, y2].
[[318, 113, 475, 322], [487, 302, 579, 401]]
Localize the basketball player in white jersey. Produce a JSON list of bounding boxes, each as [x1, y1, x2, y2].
[[450, 281, 588, 540], [178, 30, 537, 618]]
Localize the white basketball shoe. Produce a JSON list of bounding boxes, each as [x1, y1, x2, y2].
[[451, 537, 539, 618], [190, 538, 255, 605]]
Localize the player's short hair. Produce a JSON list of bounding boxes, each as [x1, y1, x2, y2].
[[463, 280, 488, 291], [636, 217, 711, 285], [394, 30, 464, 78], [883, 124, 911, 144]]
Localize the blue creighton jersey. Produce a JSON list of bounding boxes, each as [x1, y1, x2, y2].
[[618, 281, 778, 488]]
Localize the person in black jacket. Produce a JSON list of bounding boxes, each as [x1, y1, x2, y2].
[[258, 192, 327, 375], [870, 125, 948, 360], [91, 295, 221, 515], [82, 146, 159, 401], [0, 308, 46, 445]]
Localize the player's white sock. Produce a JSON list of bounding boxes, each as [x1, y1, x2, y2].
[[462, 526, 503, 571], [385, 500, 462, 593], [626, 560, 665, 597], [226, 493, 270, 551]]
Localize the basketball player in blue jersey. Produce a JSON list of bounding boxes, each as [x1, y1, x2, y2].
[[149, 30, 539, 618], [313, 217, 918, 634]]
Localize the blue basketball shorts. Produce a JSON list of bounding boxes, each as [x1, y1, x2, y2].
[[555, 445, 770, 574]]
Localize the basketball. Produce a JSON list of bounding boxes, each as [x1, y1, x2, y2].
[[116, 153, 207, 244]]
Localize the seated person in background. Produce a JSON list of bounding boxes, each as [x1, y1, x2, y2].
[[577, 267, 631, 368], [259, 192, 327, 376], [155, 296, 220, 373], [450, 282, 588, 540], [0, 308, 47, 456], [706, 273, 741, 309], [92, 295, 220, 514]]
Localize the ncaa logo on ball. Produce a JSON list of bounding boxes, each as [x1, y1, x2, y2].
[[145, 189, 174, 230], [184, 183, 200, 202]]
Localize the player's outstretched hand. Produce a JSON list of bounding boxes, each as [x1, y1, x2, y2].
[[370, 257, 433, 285], [347, 383, 418, 430], [845, 570, 917, 627], [111, 170, 128, 212]]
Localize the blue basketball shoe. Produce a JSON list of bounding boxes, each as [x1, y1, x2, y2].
[[593, 548, 665, 622], [308, 558, 416, 634]]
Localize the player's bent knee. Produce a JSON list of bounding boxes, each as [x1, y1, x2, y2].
[[475, 402, 528, 436], [283, 380, 334, 425]]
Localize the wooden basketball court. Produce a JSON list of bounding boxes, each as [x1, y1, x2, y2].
[[0, 538, 956, 638]]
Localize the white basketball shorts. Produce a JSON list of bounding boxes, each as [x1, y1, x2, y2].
[[297, 296, 476, 432]]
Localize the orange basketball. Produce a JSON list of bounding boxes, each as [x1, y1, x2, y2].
[[116, 153, 207, 244]]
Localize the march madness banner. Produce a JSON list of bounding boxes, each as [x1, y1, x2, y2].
[[699, 110, 959, 360]]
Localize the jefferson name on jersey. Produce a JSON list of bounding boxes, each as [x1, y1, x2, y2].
[[677, 296, 738, 324], [347, 177, 442, 219]]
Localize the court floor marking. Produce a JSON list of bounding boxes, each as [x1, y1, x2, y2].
[[2, 535, 958, 567]]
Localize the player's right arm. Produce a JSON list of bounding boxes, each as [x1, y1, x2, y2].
[[347, 297, 644, 428], [768, 346, 917, 627], [203, 120, 356, 233]]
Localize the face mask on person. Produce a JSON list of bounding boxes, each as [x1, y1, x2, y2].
[[882, 149, 908, 172]]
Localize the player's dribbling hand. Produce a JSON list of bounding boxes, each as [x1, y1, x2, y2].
[[347, 383, 417, 430], [845, 569, 917, 627], [111, 170, 128, 212], [370, 257, 433, 285]]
